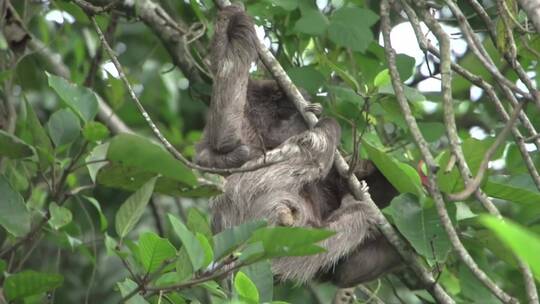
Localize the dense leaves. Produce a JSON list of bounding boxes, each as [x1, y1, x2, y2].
[[0, 175, 31, 237]]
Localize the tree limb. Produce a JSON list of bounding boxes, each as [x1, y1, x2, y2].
[[382, 1, 517, 303]]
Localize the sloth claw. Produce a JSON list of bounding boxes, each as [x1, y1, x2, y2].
[[304, 103, 323, 116], [276, 206, 294, 226]]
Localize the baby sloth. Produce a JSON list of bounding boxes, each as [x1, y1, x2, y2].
[[211, 118, 380, 282]]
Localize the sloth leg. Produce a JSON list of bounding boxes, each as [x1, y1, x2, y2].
[[332, 236, 402, 287], [271, 194, 378, 283], [195, 142, 251, 168]]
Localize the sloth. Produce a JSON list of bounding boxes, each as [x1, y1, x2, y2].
[[211, 118, 384, 282], [196, 5, 401, 286]]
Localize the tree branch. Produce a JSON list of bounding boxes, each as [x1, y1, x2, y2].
[[382, 1, 517, 303], [399, 0, 540, 191]]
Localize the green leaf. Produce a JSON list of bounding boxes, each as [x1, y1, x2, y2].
[[3, 270, 63, 301], [458, 264, 499, 303], [385, 194, 452, 264], [86, 143, 109, 183], [373, 69, 390, 88], [483, 180, 540, 206], [47, 73, 98, 122], [201, 281, 227, 299], [419, 122, 445, 142], [238, 242, 266, 263], [153, 272, 182, 287], [327, 8, 378, 52], [24, 100, 54, 168], [117, 279, 149, 304], [187, 208, 213, 244], [287, 66, 326, 94], [46, 109, 81, 147], [327, 85, 364, 106], [83, 196, 108, 231], [248, 226, 333, 258], [196, 233, 214, 268], [104, 233, 128, 258], [0, 175, 31, 237], [378, 84, 426, 102], [97, 134, 198, 196], [294, 10, 329, 36], [138, 232, 177, 273], [0, 259, 6, 275], [363, 140, 423, 196], [175, 247, 194, 282], [48, 202, 73, 230], [83, 121, 109, 142], [168, 214, 205, 271], [115, 176, 158, 239], [0, 130, 34, 159], [480, 215, 540, 281], [241, 261, 273, 303], [234, 271, 259, 304], [213, 221, 267, 260]]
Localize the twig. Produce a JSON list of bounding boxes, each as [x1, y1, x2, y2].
[[420, 3, 501, 216], [71, 0, 120, 15], [382, 1, 517, 303], [446, 102, 525, 201], [89, 16, 285, 175], [357, 284, 385, 304], [525, 133, 540, 142], [119, 260, 244, 303]]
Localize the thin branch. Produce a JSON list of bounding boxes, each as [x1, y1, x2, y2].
[[525, 133, 540, 142], [420, 3, 501, 215], [382, 2, 517, 303], [446, 102, 524, 201], [357, 284, 385, 304]]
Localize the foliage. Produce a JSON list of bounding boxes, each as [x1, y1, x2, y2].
[[0, 0, 539, 303]]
